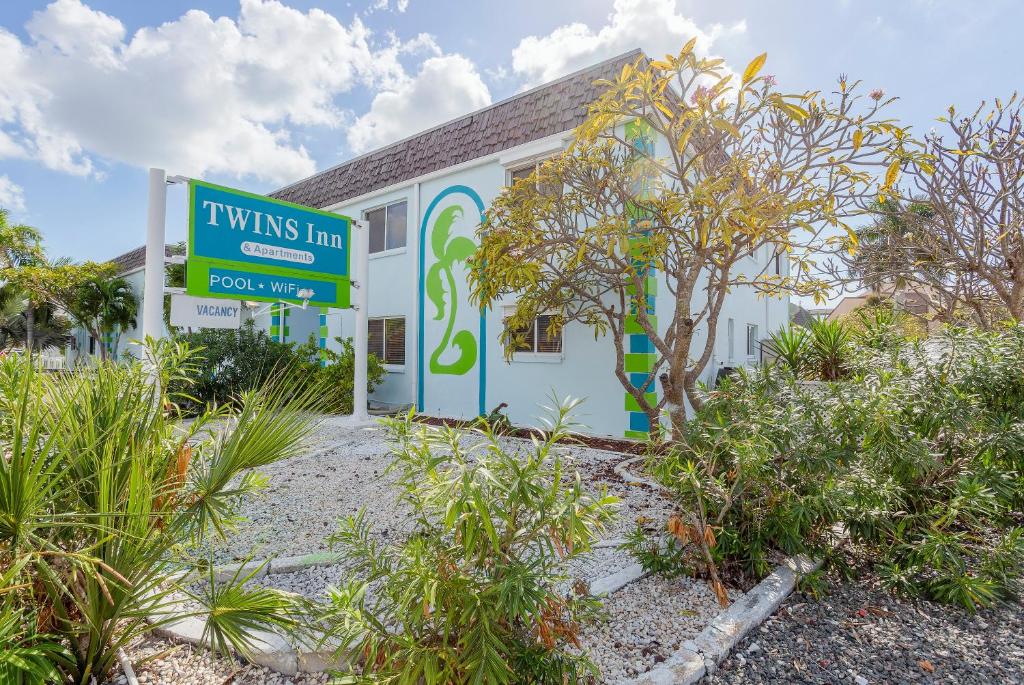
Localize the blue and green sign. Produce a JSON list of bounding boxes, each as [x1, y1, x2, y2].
[[186, 180, 351, 307]]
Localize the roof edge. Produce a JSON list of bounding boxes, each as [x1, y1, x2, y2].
[[271, 48, 645, 198]]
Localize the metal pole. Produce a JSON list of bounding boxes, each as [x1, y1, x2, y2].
[[350, 219, 370, 423], [142, 168, 166, 342]]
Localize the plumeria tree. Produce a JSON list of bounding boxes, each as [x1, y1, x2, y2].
[[843, 94, 1024, 328], [469, 42, 907, 435]]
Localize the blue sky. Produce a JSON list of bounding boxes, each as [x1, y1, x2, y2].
[[0, 0, 1020, 263]]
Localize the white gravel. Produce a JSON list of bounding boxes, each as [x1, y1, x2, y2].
[[166, 418, 726, 683], [580, 573, 724, 683], [105, 636, 329, 684], [200, 421, 675, 565]]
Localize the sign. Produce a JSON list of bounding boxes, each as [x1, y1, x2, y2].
[[186, 180, 351, 307], [170, 294, 242, 329], [186, 262, 343, 308]]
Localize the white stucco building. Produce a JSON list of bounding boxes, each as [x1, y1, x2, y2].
[[92, 49, 788, 438]]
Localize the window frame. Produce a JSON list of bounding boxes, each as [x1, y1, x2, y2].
[[364, 199, 409, 257], [505, 156, 560, 196], [746, 323, 759, 359], [502, 306, 564, 363], [368, 315, 407, 370]]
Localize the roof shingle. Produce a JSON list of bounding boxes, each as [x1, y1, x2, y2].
[[270, 49, 643, 209]]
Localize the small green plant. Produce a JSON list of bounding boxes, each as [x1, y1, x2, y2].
[[475, 401, 513, 434], [763, 325, 812, 377], [322, 398, 619, 684], [807, 317, 851, 380], [0, 339, 324, 683]]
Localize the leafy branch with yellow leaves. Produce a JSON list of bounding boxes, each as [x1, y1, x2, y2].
[[470, 40, 907, 435]]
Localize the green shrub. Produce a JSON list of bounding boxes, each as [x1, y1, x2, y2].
[[322, 400, 618, 684], [0, 340, 323, 683], [171, 322, 385, 413], [292, 335, 386, 414], [171, 320, 298, 408], [636, 325, 1024, 611]]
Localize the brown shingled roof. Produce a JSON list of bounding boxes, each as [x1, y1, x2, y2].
[[270, 49, 644, 209], [110, 243, 183, 275]]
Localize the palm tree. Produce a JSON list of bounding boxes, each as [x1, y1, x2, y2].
[[0, 209, 44, 354], [75, 276, 138, 361]]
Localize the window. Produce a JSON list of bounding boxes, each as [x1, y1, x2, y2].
[[746, 324, 759, 358], [507, 158, 561, 197], [368, 316, 406, 366], [727, 318, 735, 361], [365, 201, 408, 254], [504, 312, 562, 356]]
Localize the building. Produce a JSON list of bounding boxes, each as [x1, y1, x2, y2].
[[89, 49, 788, 437]]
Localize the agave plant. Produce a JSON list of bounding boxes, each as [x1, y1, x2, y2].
[[0, 338, 325, 683], [807, 317, 851, 381], [763, 325, 812, 377]]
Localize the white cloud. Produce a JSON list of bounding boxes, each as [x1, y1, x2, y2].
[[348, 54, 491, 154], [511, 0, 745, 87], [0, 175, 26, 211], [0, 0, 446, 184]]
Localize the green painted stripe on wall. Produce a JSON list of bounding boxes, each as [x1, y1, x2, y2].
[[625, 392, 657, 412], [624, 353, 656, 373]]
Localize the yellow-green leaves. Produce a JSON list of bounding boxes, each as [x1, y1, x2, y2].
[[742, 52, 767, 85], [852, 129, 863, 152], [712, 118, 741, 138], [883, 158, 901, 189]]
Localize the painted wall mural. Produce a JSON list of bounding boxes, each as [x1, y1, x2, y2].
[[417, 184, 488, 415], [426, 205, 478, 375]]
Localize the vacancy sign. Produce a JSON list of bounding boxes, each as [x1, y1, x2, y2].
[[185, 180, 352, 307], [170, 294, 243, 329]]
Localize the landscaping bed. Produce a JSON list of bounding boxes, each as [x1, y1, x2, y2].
[[200, 420, 671, 565], [164, 419, 736, 684]]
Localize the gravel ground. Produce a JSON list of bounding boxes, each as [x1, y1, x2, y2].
[[201, 419, 675, 564], [104, 636, 329, 684], [706, 573, 1024, 685], [582, 573, 722, 682], [152, 418, 721, 684]]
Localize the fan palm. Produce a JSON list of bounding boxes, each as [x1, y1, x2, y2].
[[0, 339, 327, 683]]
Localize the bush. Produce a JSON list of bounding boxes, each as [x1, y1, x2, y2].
[[171, 321, 385, 413], [0, 340, 322, 682], [322, 400, 619, 684], [637, 323, 1024, 611]]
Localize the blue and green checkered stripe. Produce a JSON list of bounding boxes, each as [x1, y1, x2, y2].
[[319, 307, 328, 366], [270, 303, 288, 343], [623, 119, 657, 439]]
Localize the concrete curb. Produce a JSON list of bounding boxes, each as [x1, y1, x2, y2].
[[152, 544, 653, 675], [624, 554, 823, 685], [613, 455, 668, 491]]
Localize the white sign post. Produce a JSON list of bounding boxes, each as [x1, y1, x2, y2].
[[170, 295, 242, 329], [142, 168, 167, 342], [347, 219, 370, 425]]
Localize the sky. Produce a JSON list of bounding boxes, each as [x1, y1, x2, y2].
[[0, 0, 1021, 265]]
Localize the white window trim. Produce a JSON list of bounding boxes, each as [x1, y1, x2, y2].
[[364, 200, 409, 254], [504, 155, 557, 187], [746, 323, 759, 360], [368, 246, 407, 260]]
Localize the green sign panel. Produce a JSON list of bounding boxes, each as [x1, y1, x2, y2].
[[186, 180, 352, 307]]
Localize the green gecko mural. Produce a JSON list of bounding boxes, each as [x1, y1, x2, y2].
[[425, 205, 478, 375]]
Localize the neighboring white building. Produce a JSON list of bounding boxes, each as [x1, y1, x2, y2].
[[96, 49, 788, 438]]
